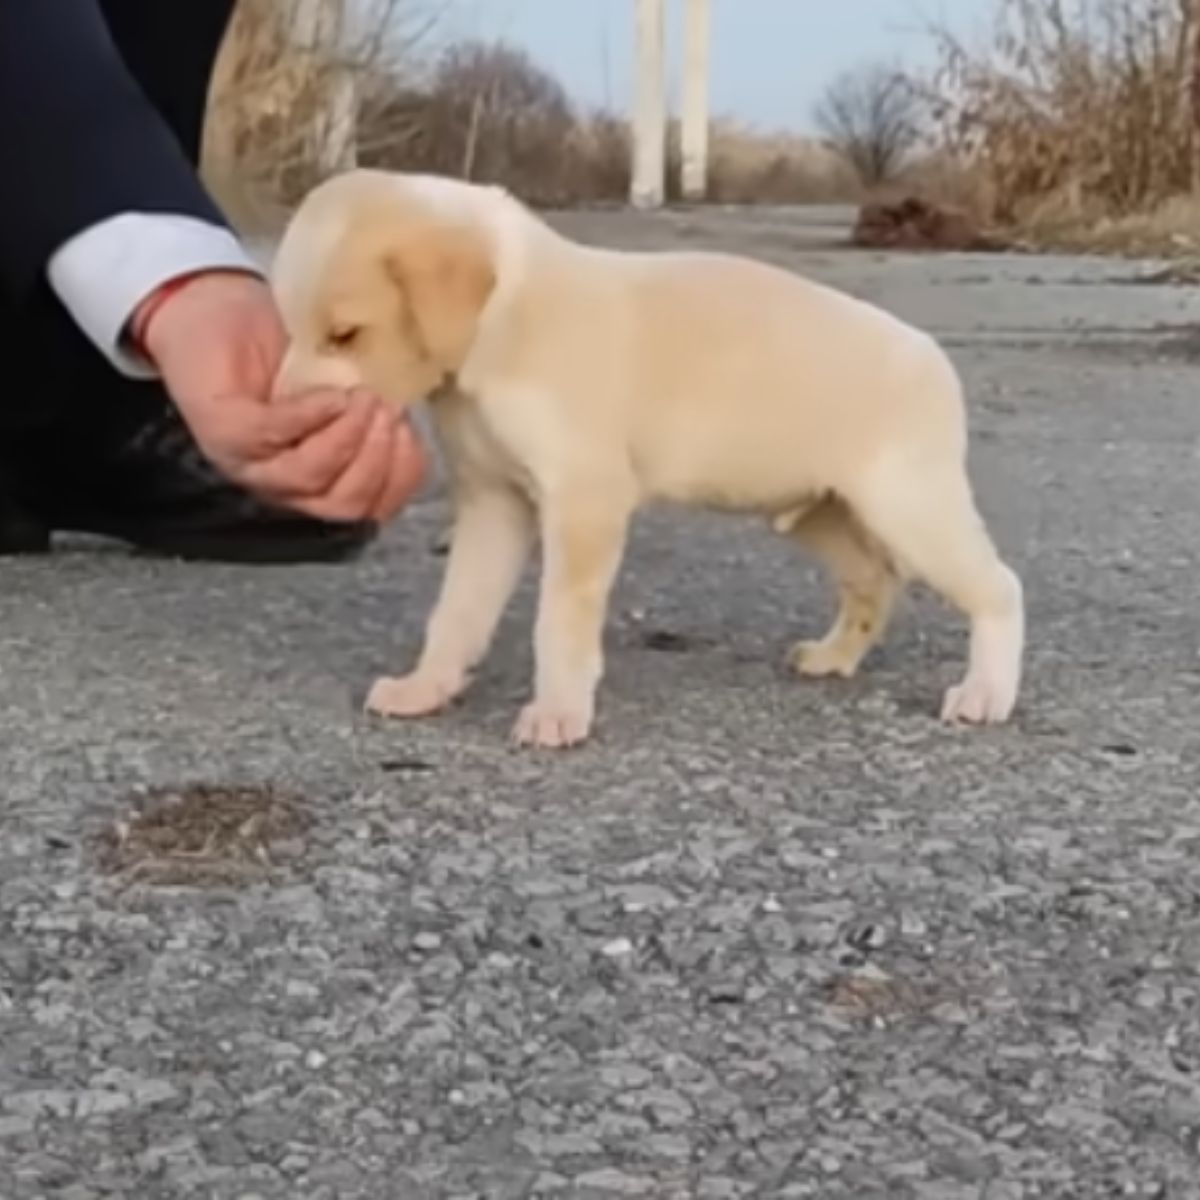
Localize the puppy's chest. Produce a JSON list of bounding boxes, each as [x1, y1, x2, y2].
[[430, 393, 537, 496]]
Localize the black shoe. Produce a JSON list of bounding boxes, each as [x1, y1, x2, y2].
[[0, 407, 377, 564]]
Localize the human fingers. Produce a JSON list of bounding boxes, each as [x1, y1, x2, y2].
[[250, 388, 356, 456], [286, 409, 397, 523], [238, 394, 378, 500]]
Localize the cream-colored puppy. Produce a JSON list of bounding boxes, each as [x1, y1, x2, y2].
[[271, 168, 1024, 748]]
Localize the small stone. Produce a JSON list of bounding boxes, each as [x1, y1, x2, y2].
[[602, 937, 634, 958], [131, 1080, 178, 1108], [599, 1064, 653, 1090], [854, 961, 892, 983], [4, 1090, 74, 1118], [413, 932, 442, 952], [698, 1181, 747, 1200], [517, 1131, 604, 1157], [304, 1049, 327, 1069], [140, 1136, 200, 1170], [75, 1089, 131, 1118], [847, 923, 888, 951], [613, 884, 678, 913], [575, 1168, 657, 1195], [932, 1001, 971, 1024], [0, 1115, 35, 1138], [643, 1132, 691, 1160], [762, 895, 783, 913]]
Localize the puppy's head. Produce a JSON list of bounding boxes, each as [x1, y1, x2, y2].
[[270, 170, 497, 408]]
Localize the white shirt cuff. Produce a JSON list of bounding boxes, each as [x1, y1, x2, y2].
[[46, 212, 262, 379]]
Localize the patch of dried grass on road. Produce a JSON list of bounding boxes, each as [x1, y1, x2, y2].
[[95, 784, 312, 888]]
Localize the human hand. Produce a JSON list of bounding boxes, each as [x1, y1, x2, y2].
[[131, 270, 427, 523]]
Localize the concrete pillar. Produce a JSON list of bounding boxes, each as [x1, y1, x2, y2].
[[631, 0, 666, 209], [680, 0, 710, 201]]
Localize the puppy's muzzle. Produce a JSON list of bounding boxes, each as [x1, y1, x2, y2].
[[272, 349, 366, 401]]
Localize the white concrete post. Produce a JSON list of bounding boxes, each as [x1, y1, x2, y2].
[[680, 0, 710, 201], [631, 0, 666, 209]]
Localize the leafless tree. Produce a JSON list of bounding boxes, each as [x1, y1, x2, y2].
[[360, 40, 578, 200], [813, 63, 920, 186]]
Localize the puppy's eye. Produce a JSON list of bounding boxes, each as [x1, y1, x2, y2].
[[327, 325, 362, 349]]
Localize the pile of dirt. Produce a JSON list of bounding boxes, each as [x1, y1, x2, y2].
[[852, 196, 1007, 252]]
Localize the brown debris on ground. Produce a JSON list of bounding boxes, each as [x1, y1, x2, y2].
[[826, 971, 933, 1019], [851, 196, 1008, 252], [95, 784, 312, 887], [823, 965, 981, 1024]]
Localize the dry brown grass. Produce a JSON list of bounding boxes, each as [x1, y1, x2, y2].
[[1015, 190, 1200, 255], [919, 0, 1200, 254], [202, 3, 858, 227], [95, 784, 312, 888], [703, 120, 859, 204], [202, 0, 435, 230]]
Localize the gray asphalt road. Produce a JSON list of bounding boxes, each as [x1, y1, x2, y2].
[[3, 207, 1200, 1200]]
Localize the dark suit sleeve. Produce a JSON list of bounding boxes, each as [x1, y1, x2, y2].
[[0, 0, 229, 304]]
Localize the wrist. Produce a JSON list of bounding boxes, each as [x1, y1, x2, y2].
[[126, 267, 260, 364]]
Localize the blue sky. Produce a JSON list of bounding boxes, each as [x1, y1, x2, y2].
[[445, 0, 996, 132]]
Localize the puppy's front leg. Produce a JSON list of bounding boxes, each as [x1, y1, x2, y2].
[[367, 486, 534, 719], [513, 490, 633, 749]]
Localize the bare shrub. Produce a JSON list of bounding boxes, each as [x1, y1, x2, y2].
[[705, 120, 860, 203], [814, 63, 922, 186], [202, 0, 434, 226], [921, 0, 1200, 233], [358, 38, 584, 204], [565, 112, 635, 202]]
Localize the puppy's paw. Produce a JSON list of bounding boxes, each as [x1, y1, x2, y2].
[[511, 700, 593, 749], [940, 674, 1016, 725], [787, 638, 860, 679], [365, 671, 463, 719]]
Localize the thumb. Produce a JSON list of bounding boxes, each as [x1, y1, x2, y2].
[[255, 388, 352, 455]]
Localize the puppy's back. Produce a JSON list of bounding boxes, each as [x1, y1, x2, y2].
[[596, 249, 964, 505]]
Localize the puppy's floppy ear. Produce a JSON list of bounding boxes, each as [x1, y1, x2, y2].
[[384, 223, 496, 368]]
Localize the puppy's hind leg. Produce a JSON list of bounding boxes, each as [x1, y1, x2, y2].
[[846, 455, 1024, 724], [367, 485, 534, 719], [782, 498, 900, 679]]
